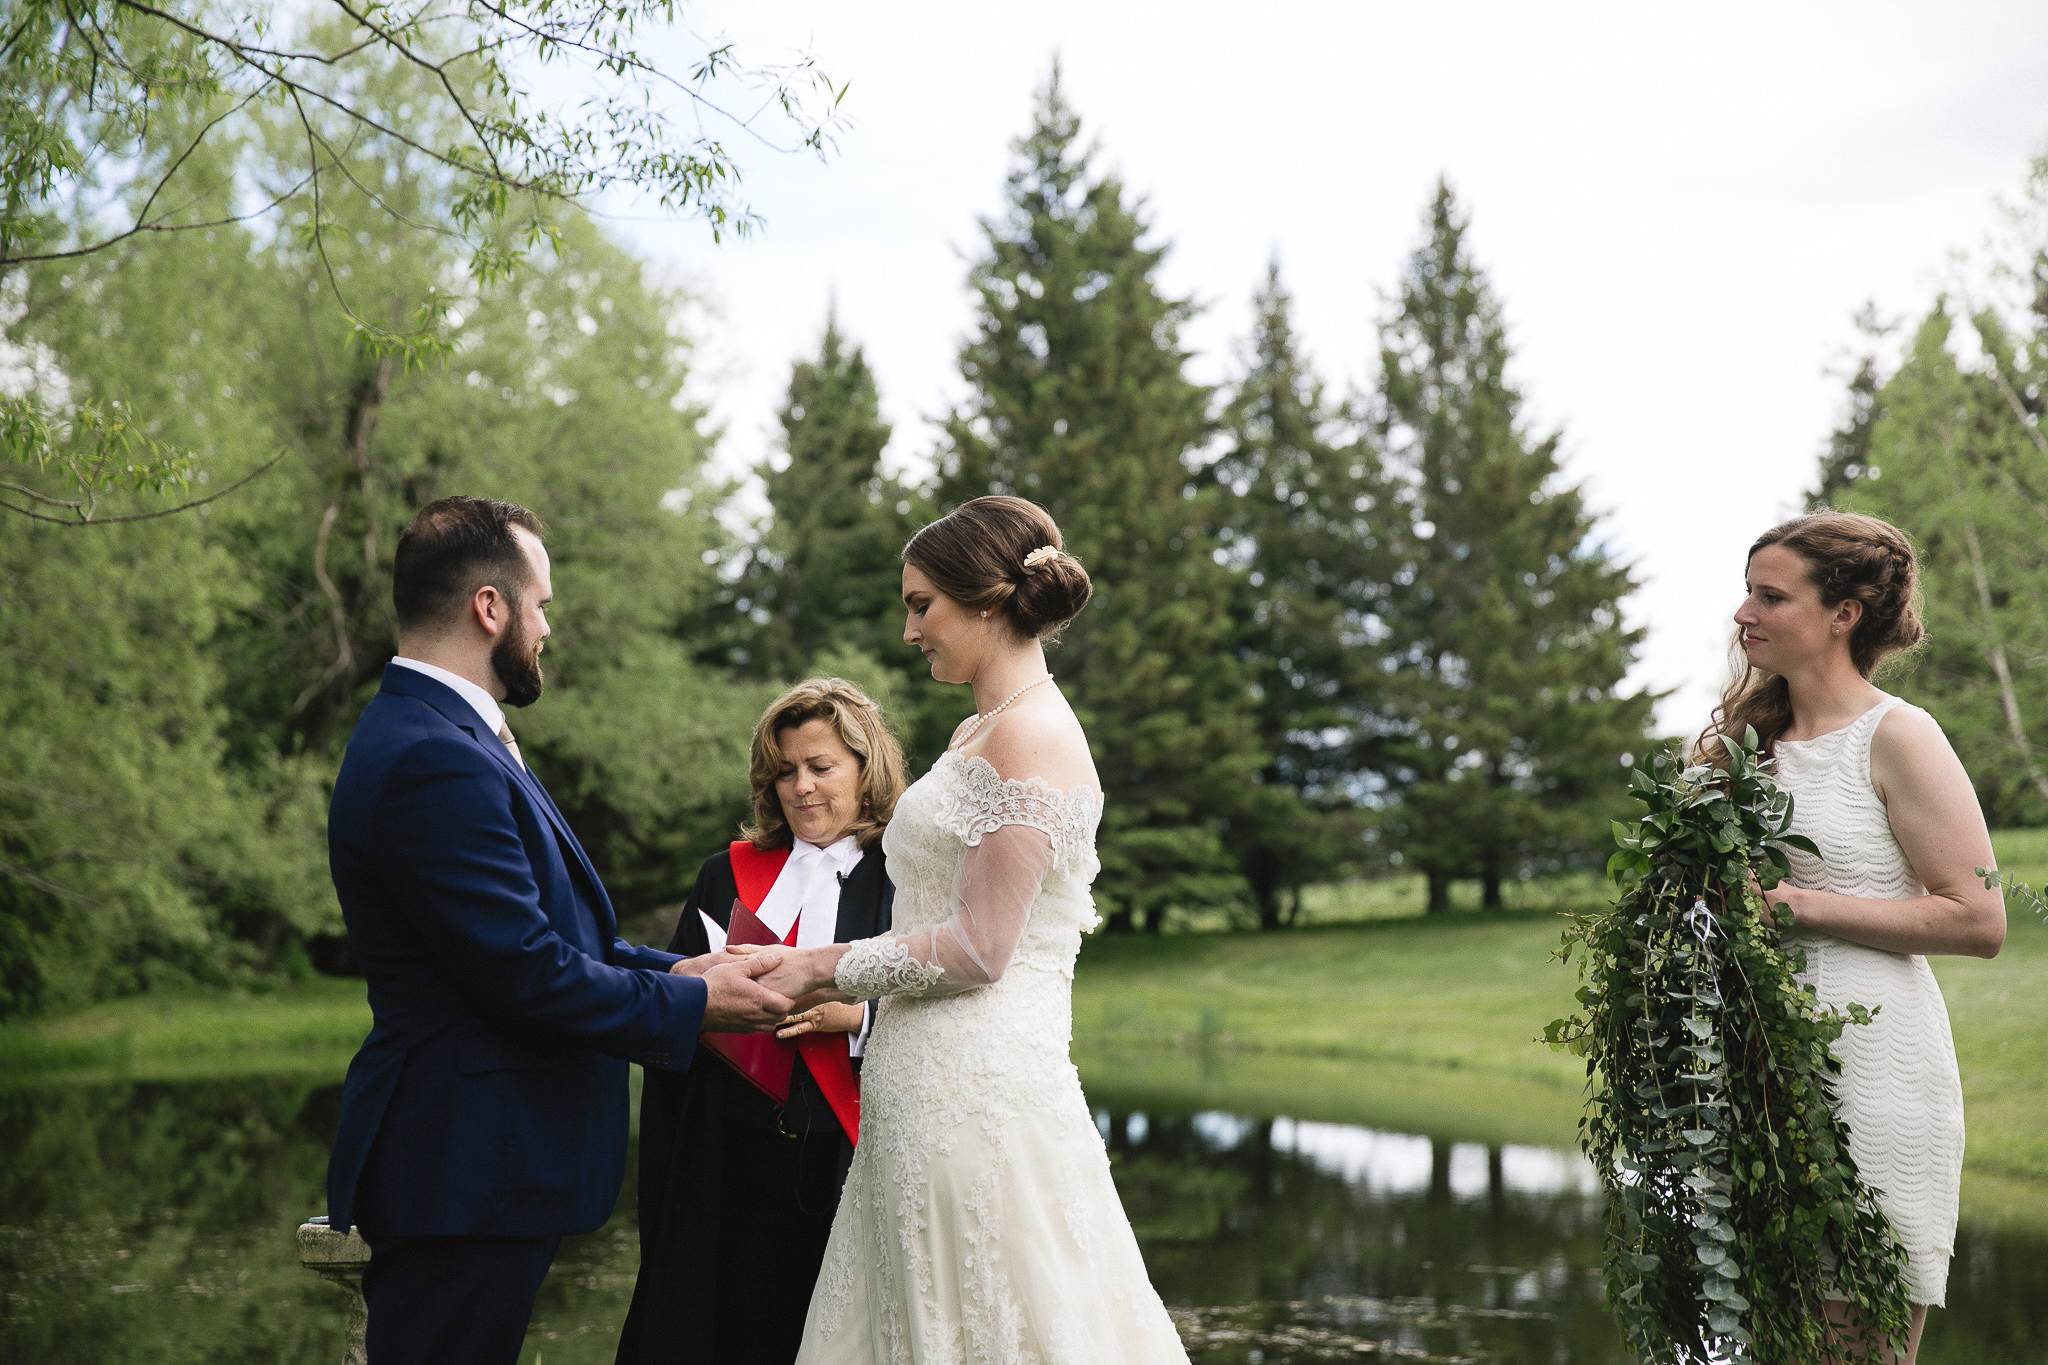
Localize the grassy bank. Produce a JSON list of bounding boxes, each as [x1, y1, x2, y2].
[[6, 835, 2047, 1185], [0, 975, 370, 1083], [1067, 828, 2048, 1189]]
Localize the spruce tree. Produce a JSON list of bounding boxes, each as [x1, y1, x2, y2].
[[701, 316, 925, 686], [1210, 263, 1389, 926], [1371, 184, 1656, 912], [940, 69, 1261, 931]]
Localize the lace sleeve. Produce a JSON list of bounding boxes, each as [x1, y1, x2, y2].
[[834, 822, 1055, 998]]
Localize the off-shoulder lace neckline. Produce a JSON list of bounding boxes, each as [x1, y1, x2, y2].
[[938, 748, 1102, 804]]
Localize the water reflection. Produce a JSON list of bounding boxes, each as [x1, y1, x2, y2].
[[1099, 1107, 1618, 1363], [0, 1078, 2043, 1363]]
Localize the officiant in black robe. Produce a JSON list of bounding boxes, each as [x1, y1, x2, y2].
[[618, 679, 905, 1365]]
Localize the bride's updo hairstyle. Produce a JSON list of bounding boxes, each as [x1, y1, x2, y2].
[[1697, 510, 1924, 766], [903, 495, 1093, 643]]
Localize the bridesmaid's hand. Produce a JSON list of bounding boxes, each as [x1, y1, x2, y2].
[[776, 1002, 865, 1039], [1749, 875, 1803, 925]]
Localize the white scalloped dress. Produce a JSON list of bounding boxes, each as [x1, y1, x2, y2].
[[794, 751, 1190, 1365], [1774, 695, 1963, 1307]]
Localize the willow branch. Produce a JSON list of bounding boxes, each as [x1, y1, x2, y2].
[[0, 451, 284, 524]]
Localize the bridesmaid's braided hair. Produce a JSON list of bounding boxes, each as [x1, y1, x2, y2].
[[1697, 510, 1924, 765]]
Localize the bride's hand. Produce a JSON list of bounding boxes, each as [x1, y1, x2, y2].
[[776, 1001, 865, 1039]]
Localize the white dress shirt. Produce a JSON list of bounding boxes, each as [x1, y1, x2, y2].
[[389, 656, 506, 739]]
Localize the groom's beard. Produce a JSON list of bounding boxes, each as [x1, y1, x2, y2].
[[493, 611, 546, 709]]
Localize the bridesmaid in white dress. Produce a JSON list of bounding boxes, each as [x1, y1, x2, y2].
[[1705, 511, 2005, 1364], [754, 495, 1191, 1365]]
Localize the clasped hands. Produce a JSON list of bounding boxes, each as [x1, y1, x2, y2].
[[671, 942, 852, 1036]]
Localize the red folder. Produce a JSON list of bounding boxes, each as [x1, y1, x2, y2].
[[698, 841, 863, 1145]]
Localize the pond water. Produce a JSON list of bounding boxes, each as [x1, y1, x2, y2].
[[2, 1075, 2044, 1364]]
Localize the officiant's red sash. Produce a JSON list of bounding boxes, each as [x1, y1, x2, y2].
[[698, 840, 862, 1145]]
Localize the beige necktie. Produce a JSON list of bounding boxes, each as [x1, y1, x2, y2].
[[497, 722, 526, 770]]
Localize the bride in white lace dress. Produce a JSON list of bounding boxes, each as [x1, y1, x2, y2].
[[756, 496, 1191, 1365]]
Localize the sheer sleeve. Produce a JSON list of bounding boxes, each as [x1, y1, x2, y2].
[[835, 822, 1053, 998]]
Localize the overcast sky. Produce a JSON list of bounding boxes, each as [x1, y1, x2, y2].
[[596, 1, 2048, 733]]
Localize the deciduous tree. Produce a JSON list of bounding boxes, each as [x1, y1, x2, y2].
[[0, 1, 842, 520], [1838, 302, 2048, 824]]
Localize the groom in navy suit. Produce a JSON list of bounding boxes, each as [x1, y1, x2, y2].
[[326, 496, 793, 1365]]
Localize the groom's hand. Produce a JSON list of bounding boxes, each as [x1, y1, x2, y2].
[[669, 951, 744, 978], [699, 952, 796, 1033]]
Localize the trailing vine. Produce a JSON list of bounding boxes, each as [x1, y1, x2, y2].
[[1544, 729, 1912, 1362]]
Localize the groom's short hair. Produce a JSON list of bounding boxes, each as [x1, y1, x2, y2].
[[392, 496, 548, 631]]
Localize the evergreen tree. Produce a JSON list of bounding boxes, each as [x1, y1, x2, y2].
[[1371, 184, 1656, 912], [940, 69, 1261, 931], [698, 315, 927, 686], [1209, 263, 1388, 926]]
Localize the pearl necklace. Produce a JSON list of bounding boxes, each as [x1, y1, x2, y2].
[[952, 675, 1054, 749]]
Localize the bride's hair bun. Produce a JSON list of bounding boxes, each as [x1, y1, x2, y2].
[[903, 496, 1092, 642]]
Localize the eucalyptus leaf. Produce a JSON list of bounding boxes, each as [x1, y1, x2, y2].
[[1550, 735, 1912, 1360]]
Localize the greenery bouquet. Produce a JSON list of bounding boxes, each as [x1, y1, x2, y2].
[[1545, 729, 1911, 1362]]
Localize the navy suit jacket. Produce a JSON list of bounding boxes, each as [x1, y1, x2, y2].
[[326, 664, 706, 1238]]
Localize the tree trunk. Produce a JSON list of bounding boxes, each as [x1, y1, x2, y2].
[[1427, 1138, 1452, 1206], [1254, 881, 1282, 931], [1426, 868, 1451, 914], [1961, 520, 2048, 808], [285, 357, 396, 754], [1482, 862, 1503, 909], [1103, 906, 1133, 934], [347, 356, 394, 646]]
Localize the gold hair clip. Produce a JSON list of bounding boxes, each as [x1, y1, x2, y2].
[[1023, 546, 1061, 569]]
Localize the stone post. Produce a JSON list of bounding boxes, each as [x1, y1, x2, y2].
[[299, 1216, 371, 1365]]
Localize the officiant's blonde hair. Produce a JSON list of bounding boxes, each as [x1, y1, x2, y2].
[[742, 678, 907, 851]]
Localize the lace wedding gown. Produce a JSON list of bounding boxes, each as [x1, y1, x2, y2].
[[1775, 695, 1963, 1307], [793, 750, 1191, 1365]]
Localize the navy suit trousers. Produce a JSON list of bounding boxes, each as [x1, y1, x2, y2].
[[361, 1232, 562, 1365]]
